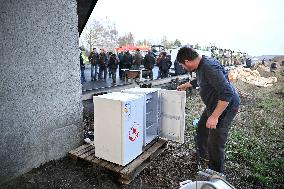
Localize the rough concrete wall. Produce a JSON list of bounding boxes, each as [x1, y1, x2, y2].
[[0, 0, 83, 183]]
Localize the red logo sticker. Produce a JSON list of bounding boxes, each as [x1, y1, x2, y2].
[[129, 122, 139, 142]]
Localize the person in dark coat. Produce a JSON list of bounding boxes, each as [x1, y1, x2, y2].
[[143, 50, 156, 80], [108, 53, 119, 85], [262, 58, 265, 65], [123, 51, 133, 70], [107, 52, 112, 78], [176, 47, 240, 173], [132, 49, 143, 70], [88, 48, 99, 81], [157, 52, 172, 78], [98, 49, 108, 80], [245, 58, 252, 68], [118, 51, 124, 79]]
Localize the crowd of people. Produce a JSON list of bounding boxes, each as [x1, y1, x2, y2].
[[80, 48, 175, 85], [211, 48, 247, 67], [210, 47, 264, 69], [80, 45, 259, 85]]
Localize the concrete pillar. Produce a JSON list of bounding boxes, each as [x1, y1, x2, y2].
[[0, 0, 83, 183]]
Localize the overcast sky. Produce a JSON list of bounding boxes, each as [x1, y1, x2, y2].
[[83, 0, 284, 56]]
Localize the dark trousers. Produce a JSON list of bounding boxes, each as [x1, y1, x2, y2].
[[160, 70, 169, 78], [80, 66, 85, 83], [110, 69, 117, 84], [99, 65, 107, 80], [108, 66, 111, 78], [196, 105, 238, 173], [119, 64, 124, 78], [91, 64, 98, 80]]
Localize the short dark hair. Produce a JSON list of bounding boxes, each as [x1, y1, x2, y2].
[[176, 47, 199, 64]]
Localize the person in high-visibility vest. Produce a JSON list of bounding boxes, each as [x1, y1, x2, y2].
[[80, 51, 87, 83], [81, 51, 88, 65]]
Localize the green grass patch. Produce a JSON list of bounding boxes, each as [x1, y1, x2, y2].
[[227, 83, 284, 188]]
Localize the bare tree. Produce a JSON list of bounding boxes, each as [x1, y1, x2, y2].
[[82, 18, 118, 52], [118, 32, 135, 46], [102, 18, 118, 51], [83, 20, 104, 51]]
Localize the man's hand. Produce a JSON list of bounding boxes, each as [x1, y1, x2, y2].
[[177, 82, 192, 91], [206, 100, 229, 129], [206, 115, 218, 129]]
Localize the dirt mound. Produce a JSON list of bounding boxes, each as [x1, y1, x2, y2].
[[229, 67, 277, 87]]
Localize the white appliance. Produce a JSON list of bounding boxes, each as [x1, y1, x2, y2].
[[93, 88, 186, 166], [93, 92, 144, 166]]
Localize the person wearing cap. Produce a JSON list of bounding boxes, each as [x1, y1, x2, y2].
[[131, 48, 143, 70], [176, 46, 240, 173]]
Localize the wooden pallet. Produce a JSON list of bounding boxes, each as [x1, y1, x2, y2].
[[68, 138, 168, 184]]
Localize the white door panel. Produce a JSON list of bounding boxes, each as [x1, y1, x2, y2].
[[160, 90, 186, 143]]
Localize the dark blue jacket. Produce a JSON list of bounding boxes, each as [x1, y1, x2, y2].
[[196, 56, 240, 115]]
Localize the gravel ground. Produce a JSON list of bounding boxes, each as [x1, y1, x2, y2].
[[2, 67, 283, 189]]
